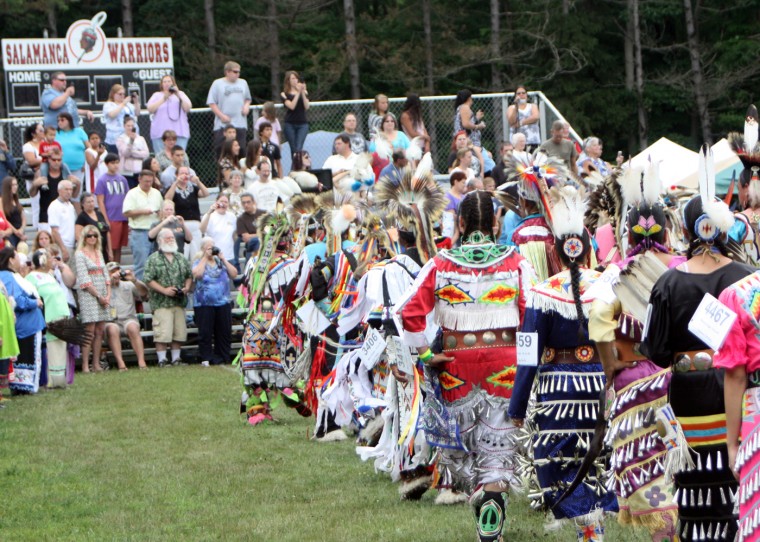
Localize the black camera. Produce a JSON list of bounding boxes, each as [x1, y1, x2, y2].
[[173, 287, 185, 298], [119, 270, 127, 280], [211, 247, 220, 256], [169, 86, 178, 93]]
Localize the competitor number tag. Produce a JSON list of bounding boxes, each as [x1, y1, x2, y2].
[[360, 327, 386, 370], [516, 332, 538, 366], [687, 293, 737, 352]]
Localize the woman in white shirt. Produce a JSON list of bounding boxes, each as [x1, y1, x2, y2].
[[200, 193, 237, 261], [103, 84, 140, 154]]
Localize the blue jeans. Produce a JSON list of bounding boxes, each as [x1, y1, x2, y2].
[[129, 229, 152, 280], [152, 136, 189, 154], [283, 122, 309, 153]]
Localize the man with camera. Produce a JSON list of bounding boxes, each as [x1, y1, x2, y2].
[[104, 262, 149, 370], [144, 228, 192, 367], [41, 71, 94, 128]]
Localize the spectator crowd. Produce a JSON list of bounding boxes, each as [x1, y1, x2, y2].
[[0, 60, 597, 398]]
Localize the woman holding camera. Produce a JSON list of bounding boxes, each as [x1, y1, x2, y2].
[[506, 86, 540, 153], [280, 70, 309, 153], [74, 225, 110, 373], [147, 75, 192, 153], [200, 193, 237, 261], [103, 84, 140, 154], [192, 237, 237, 366]]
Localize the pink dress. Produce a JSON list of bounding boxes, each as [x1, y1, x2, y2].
[[714, 271, 760, 542]]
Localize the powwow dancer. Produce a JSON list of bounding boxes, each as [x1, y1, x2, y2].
[[238, 211, 309, 425], [398, 190, 536, 542], [350, 154, 447, 500], [728, 118, 760, 266], [642, 146, 753, 542], [588, 162, 681, 541], [504, 151, 575, 281], [714, 270, 760, 542], [509, 186, 617, 542]]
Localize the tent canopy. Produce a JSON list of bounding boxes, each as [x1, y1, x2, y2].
[[629, 137, 742, 194]]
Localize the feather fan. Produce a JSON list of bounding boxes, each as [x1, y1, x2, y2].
[[47, 317, 93, 347]]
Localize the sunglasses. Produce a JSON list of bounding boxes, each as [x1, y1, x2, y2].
[[230, 70, 240, 74], [85, 233, 98, 238], [56, 78, 67, 82]]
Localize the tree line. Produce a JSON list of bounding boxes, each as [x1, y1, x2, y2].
[[2, 0, 759, 160]]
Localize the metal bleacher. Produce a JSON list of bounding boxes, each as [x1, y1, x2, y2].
[[21, 190, 247, 366]]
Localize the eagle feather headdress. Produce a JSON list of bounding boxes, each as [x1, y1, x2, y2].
[[503, 150, 570, 224]]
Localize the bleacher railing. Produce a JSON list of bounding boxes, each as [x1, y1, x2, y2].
[[0, 91, 579, 195]]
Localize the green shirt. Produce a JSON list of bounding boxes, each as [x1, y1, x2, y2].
[[144, 251, 191, 309]]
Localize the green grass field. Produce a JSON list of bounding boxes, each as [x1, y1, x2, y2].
[[0, 366, 648, 541]]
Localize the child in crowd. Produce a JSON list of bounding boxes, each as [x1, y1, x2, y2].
[[258, 122, 282, 179], [39, 125, 62, 163]]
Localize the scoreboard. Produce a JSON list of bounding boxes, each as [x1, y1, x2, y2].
[[2, 12, 173, 117]]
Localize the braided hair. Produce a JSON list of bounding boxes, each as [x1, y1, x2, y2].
[[554, 229, 592, 337], [682, 196, 730, 259], [458, 190, 495, 242]]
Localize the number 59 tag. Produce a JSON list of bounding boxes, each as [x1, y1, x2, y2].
[[687, 293, 737, 352], [516, 332, 539, 366]]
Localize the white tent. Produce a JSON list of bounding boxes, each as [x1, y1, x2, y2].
[[629, 137, 742, 193], [676, 138, 742, 193], [629, 137, 698, 189]]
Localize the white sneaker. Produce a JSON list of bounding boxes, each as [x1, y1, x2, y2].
[[315, 429, 348, 442]]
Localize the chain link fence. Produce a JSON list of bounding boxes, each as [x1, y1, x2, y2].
[[0, 91, 578, 197]]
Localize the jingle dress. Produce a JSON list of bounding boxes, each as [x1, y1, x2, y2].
[[643, 260, 754, 542], [509, 267, 618, 524], [588, 255, 685, 536], [399, 239, 535, 493]]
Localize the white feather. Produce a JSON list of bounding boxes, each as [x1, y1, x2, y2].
[[703, 199, 735, 232], [698, 144, 711, 208], [699, 144, 734, 232], [331, 209, 352, 234], [406, 137, 424, 161], [642, 158, 661, 205], [549, 186, 586, 238], [289, 171, 318, 191], [745, 119, 759, 153], [281, 176, 302, 195], [621, 164, 643, 207], [374, 138, 392, 161], [413, 153, 433, 180]]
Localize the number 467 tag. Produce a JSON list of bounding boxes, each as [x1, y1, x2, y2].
[[516, 332, 538, 366], [687, 293, 737, 352]]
